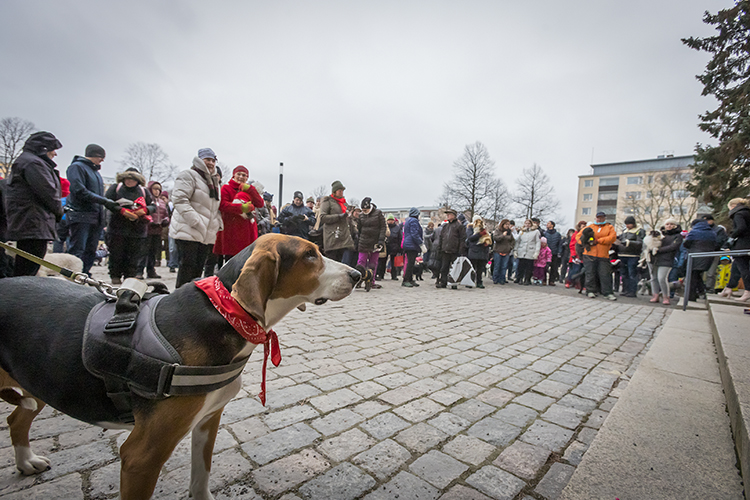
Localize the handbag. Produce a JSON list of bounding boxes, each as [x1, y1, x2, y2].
[[420, 243, 427, 254], [308, 212, 324, 246]]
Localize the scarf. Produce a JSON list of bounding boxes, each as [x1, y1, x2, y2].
[[194, 276, 281, 405], [191, 166, 220, 200], [330, 194, 347, 213]]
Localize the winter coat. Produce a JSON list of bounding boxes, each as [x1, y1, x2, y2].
[[616, 227, 645, 257], [0, 178, 7, 242], [319, 195, 355, 252], [467, 226, 491, 260], [66, 156, 109, 226], [569, 231, 580, 262], [492, 228, 515, 255], [255, 205, 273, 236], [683, 220, 718, 271], [653, 226, 683, 268], [402, 210, 424, 252], [278, 202, 316, 239], [561, 236, 571, 263], [576, 223, 617, 259], [437, 218, 466, 255], [385, 222, 403, 254], [423, 227, 435, 251], [147, 181, 170, 236], [104, 174, 155, 238], [535, 245, 552, 268], [213, 178, 264, 256], [5, 144, 63, 241], [515, 229, 541, 260], [169, 157, 224, 245], [729, 204, 750, 250], [357, 208, 386, 252], [543, 228, 562, 256]]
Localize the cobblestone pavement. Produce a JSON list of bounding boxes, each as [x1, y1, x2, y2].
[[0, 265, 670, 499]]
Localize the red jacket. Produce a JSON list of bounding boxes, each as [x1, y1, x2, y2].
[[212, 179, 264, 256]]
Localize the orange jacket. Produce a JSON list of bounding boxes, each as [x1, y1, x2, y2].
[[576, 222, 616, 259]]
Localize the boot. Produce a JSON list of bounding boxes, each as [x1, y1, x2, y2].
[[649, 293, 660, 303], [734, 290, 750, 303], [718, 287, 733, 298]]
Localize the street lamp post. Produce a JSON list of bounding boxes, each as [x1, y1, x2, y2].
[[278, 162, 284, 206]]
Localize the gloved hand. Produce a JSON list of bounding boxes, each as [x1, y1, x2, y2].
[[104, 199, 121, 212], [241, 203, 255, 213]]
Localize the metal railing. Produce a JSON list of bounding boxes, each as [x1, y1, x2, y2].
[[682, 249, 750, 311]]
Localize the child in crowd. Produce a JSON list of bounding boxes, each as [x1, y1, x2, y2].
[[533, 237, 552, 285]]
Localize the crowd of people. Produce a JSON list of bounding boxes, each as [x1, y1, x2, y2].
[[1, 132, 749, 305]]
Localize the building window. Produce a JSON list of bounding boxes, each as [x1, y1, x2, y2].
[[672, 189, 690, 199], [624, 207, 639, 215], [625, 191, 641, 200], [599, 177, 619, 186], [647, 175, 654, 184], [583, 193, 593, 201], [598, 192, 618, 201], [671, 206, 689, 215], [627, 176, 643, 185], [675, 173, 691, 182], [597, 206, 617, 215], [582, 207, 591, 215], [584, 179, 594, 187]]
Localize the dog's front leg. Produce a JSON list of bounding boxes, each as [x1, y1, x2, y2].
[[189, 408, 223, 500], [120, 399, 202, 500]]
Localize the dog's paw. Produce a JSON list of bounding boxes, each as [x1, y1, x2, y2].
[[14, 446, 51, 475]]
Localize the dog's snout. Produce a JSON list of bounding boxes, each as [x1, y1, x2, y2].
[[348, 268, 361, 285]]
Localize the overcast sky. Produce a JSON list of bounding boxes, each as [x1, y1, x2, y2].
[[0, 0, 728, 225]]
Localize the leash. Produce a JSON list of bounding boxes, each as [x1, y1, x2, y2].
[[0, 240, 118, 299]]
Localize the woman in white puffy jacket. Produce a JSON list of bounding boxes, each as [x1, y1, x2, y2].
[[514, 219, 541, 286], [169, 148, 223, 287]]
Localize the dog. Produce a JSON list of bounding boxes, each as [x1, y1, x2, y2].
[[35, 252, 84, 278], [0, 234, 359, 499], [580, 227, 596, 252], [639, 230, 663, 268], [355, 264, 374, 291], [413, 256, 427, 281]]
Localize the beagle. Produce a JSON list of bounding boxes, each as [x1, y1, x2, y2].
[[0, 234, 359, 500]]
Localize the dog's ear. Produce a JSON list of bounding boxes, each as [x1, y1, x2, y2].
[[231, 247, 280, 325]]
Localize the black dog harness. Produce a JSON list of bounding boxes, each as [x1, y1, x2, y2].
[[82, 294, 249, 424]]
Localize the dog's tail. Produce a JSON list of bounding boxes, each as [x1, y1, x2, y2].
[[0, 387, 38, 411]]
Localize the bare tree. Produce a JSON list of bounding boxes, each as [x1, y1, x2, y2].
[[622, 168, 702, 229], [439, 141, 500, 220], [0, 117, 35, 177], [121, 142, 177, 183], [312, 184, 327, 201], [483, 178, 511, 230], [512, 163, 560, 220]]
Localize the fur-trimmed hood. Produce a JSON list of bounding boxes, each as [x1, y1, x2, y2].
[[116, 168, 146, 186]]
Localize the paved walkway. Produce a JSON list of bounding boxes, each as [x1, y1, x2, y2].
[[0, 265, 671, 499]]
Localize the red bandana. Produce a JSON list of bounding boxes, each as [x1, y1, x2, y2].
[[194, 276, 281, 405]]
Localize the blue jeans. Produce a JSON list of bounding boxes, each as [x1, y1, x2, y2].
[[493, 253, 511, 284], [168, 236, 179, 268], [67, 222, 103, 275], [620, 256, 639, 295]]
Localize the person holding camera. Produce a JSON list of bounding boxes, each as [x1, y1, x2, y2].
[[719, 198, 750, 302], [278, 190, 315, 239]]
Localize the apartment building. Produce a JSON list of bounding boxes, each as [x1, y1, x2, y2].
[[379, 206, 442, 228], [575, 155, 703, 229]]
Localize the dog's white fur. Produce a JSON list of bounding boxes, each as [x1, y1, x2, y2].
[[35, 253, 84, 278], [639, 231, 663, 268]]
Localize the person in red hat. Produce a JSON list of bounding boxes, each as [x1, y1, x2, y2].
[[211, 165, 264, 265]]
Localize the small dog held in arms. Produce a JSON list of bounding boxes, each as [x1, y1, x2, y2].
[[0, 234, 359, 500], [639, 230, 663, 268], [580, 227, 596, 252]]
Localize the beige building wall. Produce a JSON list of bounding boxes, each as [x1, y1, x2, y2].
[[574, 155, 702, 230]]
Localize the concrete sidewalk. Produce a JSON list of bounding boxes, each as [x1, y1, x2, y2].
[[560, 308, 743, 499]]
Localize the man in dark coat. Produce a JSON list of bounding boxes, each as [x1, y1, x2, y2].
[[4, 131, 64, 276], [543, 221, 563, 286], [278, 191, 316, 239], [66, 144, 121, 276], [356, 197, 386, 287], [436, 209, 466, 288], [683, 219, 718, 301]]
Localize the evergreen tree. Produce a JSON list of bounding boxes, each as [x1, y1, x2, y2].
[[683, 2, 750, 213]]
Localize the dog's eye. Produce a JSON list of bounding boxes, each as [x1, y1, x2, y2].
[[305, 249, 318, 260]]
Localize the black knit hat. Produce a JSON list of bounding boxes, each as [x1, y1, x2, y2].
[[361, 197, 372, 209], [85, 144, 106, 158], [624, 216, 636, 225]]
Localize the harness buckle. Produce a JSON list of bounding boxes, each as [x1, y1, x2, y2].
[[103, 312, 138, 335]]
